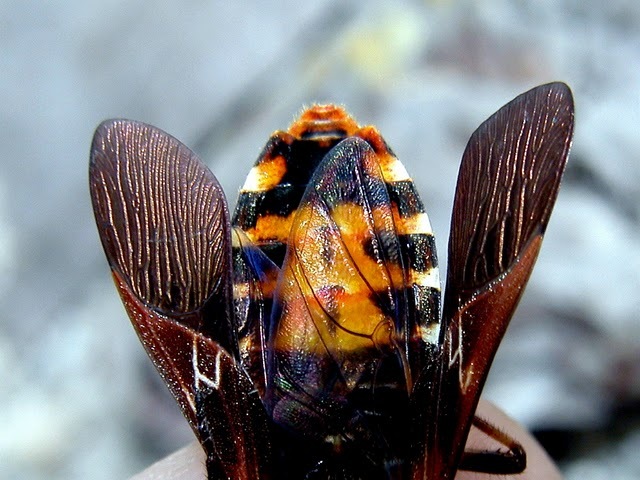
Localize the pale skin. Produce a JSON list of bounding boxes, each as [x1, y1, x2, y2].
[[130, 400, 562, 480]]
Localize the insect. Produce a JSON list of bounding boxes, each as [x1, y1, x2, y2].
[[89, 83, 574, 479]]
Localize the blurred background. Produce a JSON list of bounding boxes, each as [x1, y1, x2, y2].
[[1, 0, 639, 479]]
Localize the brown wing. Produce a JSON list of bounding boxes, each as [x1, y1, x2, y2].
[[89, 120, 235, 353], [415, 83, 574, 479], [89, 120, 270, 478], [112, 268, 271, 479]]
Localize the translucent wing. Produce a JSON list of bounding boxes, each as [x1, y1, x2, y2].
[[89, 120, 270, 479], [417, 83, 574, 479], [267, 135, 440, 471], [232, 227, 280, 396]]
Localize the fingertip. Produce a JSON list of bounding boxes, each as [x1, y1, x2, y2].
[[457, 400, 562, 480], [129, 442, 205, 480]]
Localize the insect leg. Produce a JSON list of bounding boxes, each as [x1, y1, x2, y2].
[[458, 415, 526, 474]]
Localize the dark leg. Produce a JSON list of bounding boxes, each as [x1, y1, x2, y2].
[[458, 415, 526, 474]]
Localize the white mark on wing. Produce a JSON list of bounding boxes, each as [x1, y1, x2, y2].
[[447, 321, 472, 394], [192, 338, 222, 390]]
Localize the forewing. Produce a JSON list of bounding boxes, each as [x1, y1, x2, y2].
[[89, 121, 270, 477], [447, 83, 574, 297], [417, 83, 574, 479], [112, 269, 271, 479], [89, 120, 235, 351]]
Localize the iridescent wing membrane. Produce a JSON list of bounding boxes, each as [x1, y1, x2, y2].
[[260, 131, 441, 477], [89, 83, 573, 479]]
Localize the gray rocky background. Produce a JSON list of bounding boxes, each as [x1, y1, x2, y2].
[[1, 1, 638, 479]]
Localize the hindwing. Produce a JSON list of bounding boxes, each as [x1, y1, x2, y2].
[[266, 133, 440, 470]]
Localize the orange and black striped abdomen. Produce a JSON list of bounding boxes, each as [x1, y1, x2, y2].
[[232, 105, 442, 474], [356, 126, 442, 353], [232, 106, 361, 266]]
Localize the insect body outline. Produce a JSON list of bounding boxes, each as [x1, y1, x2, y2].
[[90, 83, 574, 479]]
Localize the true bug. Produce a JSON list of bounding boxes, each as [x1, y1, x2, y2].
[[89, 83, 574, 479]]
